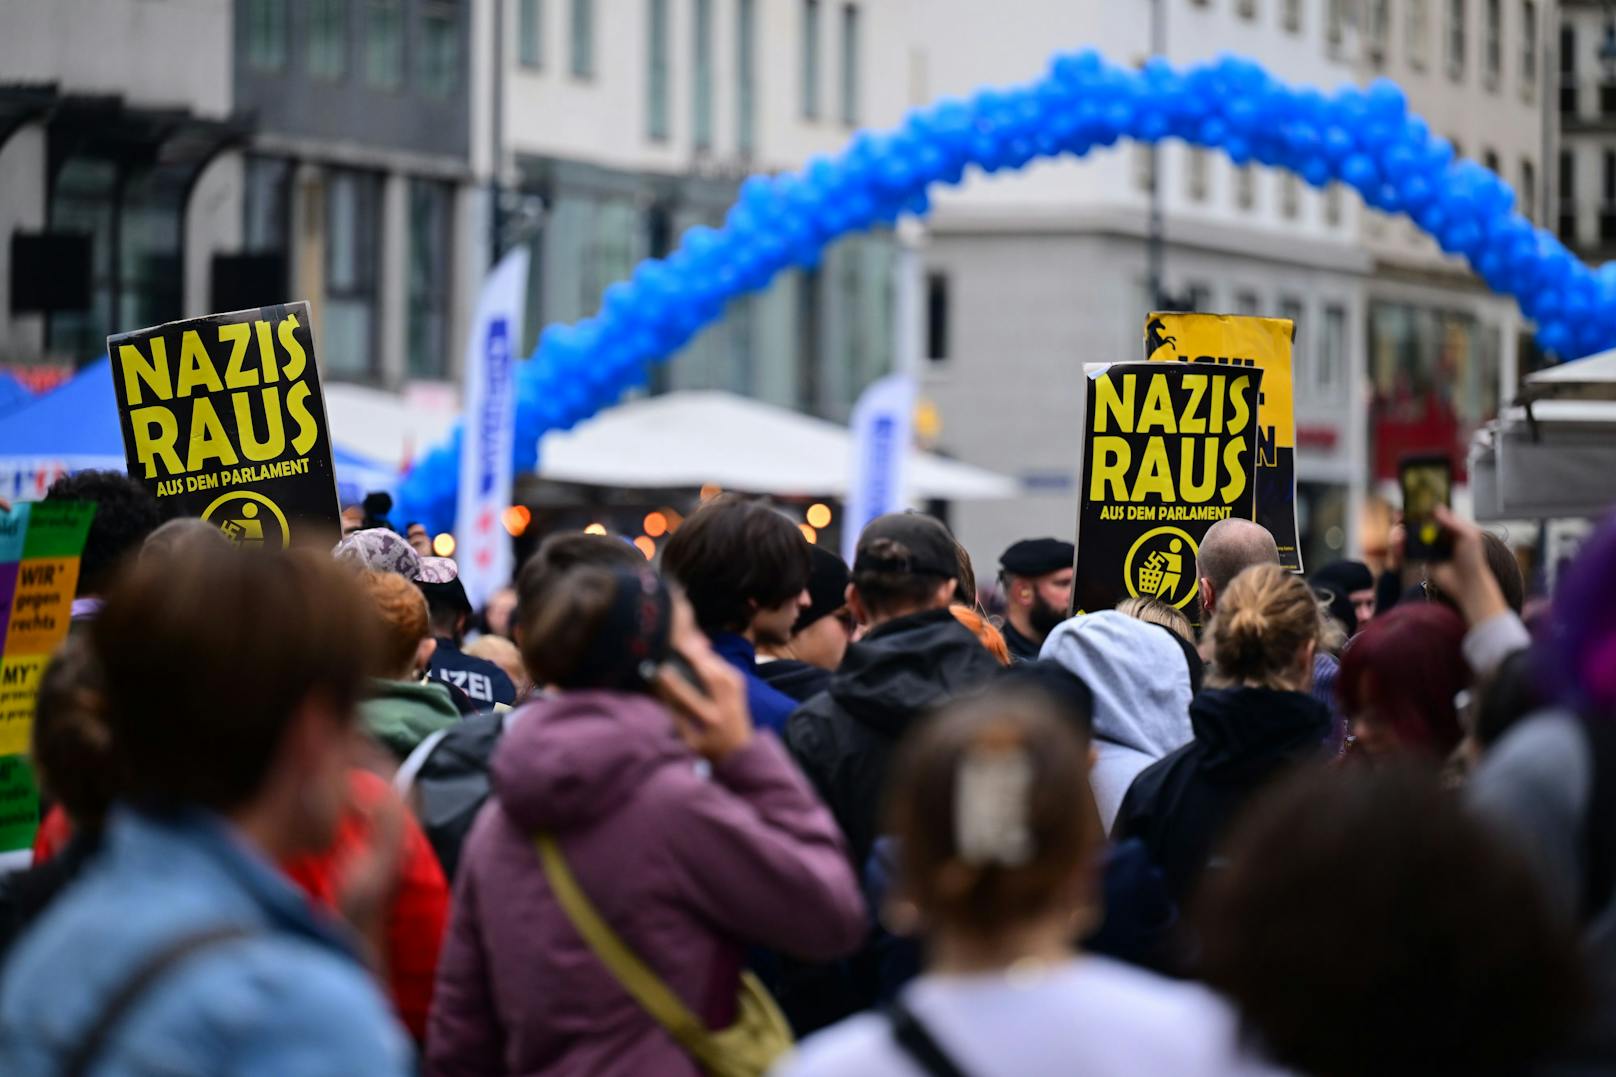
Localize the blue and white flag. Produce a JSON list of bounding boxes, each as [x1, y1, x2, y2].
[[843, 373, 915, 564], [456, 248, 529, 611]]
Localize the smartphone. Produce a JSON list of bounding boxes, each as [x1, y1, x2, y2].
[[660, 649, 711, 700], [1400, 454, 1454, 562]]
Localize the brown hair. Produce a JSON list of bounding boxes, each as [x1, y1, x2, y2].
[[1115, 595, 1194, 643], [885, 692, 1099, 937], [852, 538, 950, 620], [1197, 764, 1584, 1077], [519, 565, 620, 688], [32, 634, 114, 828], [661, 495, 811, 635], [91, 546, 383, 812], [362, 569, 431, 678], [950, 605, 1011, 666], [515, 531, 644, 631], [1207, 563, 1322, 688]]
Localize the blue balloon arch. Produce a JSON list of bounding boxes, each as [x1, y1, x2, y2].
[[396, 50, 1608, 532]]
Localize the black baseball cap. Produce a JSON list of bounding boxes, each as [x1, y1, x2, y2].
[[853, 512, 959, 580], [795, 545, 852, 633], [1000, 537, 1075, 579]]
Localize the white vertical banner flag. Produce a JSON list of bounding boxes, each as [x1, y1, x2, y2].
[[843, 373, 916, 565], [456, 247, 529, 612]]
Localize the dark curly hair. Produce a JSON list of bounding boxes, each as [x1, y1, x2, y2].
[[1196, 763, 1585, 1077], [660, 496, 811, 636], [44, 470, 160, 597]]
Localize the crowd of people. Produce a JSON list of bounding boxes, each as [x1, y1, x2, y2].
[[0, 468, 1611, 1076]]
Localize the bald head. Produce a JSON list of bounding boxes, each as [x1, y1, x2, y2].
[[1197, 518, 1280, 616]]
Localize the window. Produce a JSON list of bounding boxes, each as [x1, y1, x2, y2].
[[1282, 173, 1301, 219], [1187, 148, 1209, 202], [1235, 163, 1255, 210], [647, 0, 669, 139], [1604, 152, 1616, 240], [1321, 305, 1345, 394], [840, 4, 861, 126], [1447, 0, 1466, 80], [925, 272, 949, 362], [693, 0, 713, 150], [1327, 0, 1347, 47], [1409, 0, 1431, 69], [1134, 144, 1156, 192], [1236, 0, 1257, 20], [802, 0, 821, 119], [1283, 0, 1301, 32], [417, 1, 458, 98], [1280, 296, 1306, 396], [1520, 158, 1536, 223], [244, 0, 287, 71], [1521, 1, 1537, 97], [1484, 0, 1500, 84], [519, 0, 542, 68], [1604, 81, 1616, 117], [364, 0, 403, 89], [1235, 290, 1260, 315], [1483, 148, 1500, 175], [737, 0, 756, 154], [243, 156, 291, 256], [1562, 25, 1579, 113], [307, 0, 346, 80], [570, 0, 594, 77], [1367, 0, 1390, 63], [324, 169, 381, 378], [407, 180, 452, 379], [797, 268, 823, 409], [1325, 182, 1343, 225], [1560, 148, 1577, 242]]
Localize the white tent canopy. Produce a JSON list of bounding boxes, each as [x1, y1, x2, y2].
[[1526, 348, 1616, 386], [323, 382, 459, 471], [1471, 398, 1616, 521], [538, 390, 1018, 499]]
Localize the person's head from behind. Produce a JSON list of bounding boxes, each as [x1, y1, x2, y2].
[[45, 470, 160, 598], [91, 545, 383, 856], [140, 517, 230, 567], [481, 585, 518, 640], [660, 495, 812, 646], [1197, 764, 1584, 1077], [884, 691, 1100, 961], [465, 634, 530, 697], [405, 522, 432, 556], [520, 564, 681, 695], [849, 513, 960, 629], [1423, 530, 1526, 617], [1207, 563, 1322, 692], [420, 578, 474, 644], [1115, 595, 1194, 643], [514, 531, 645, 653], [950, 605, 1011, 666], [998, 537, 1076, 643], [32, 634, 113, 832], [1338, 603, 1468, 761], [1311, 560, 1376, 634], [762, 544, 854, 670], [1195, 518, 1280, 619], [361, 570, 436, 681]]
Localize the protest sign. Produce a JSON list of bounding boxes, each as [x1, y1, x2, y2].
[[107, 302, 340, 548], [1072, 362, 1262, 626], [1146, 311, 1302, 570], [0, 500, 94, 853]]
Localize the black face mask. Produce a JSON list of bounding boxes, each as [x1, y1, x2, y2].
[[1029, 590, 1066, 639]]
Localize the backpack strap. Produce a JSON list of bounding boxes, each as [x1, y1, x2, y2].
[[534, 834, 717, 1062], [888, 997, 972, 1077], [1580, 714, 1616, 923], [61, 924, 254, 1077]]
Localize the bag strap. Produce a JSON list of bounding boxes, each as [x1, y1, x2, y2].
[[61, 924, 253, 1077], [534, 834, 715, 1059], [888, 997, 972, 1077]]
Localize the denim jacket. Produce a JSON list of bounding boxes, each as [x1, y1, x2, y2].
[[0, 806, 410, 1076]]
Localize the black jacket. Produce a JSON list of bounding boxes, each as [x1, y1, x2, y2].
[[1001, 620, 1042, 664], [755, 658, 833, 703], [1113, 685, 1329, 907], [785, 608, 1005, 869]]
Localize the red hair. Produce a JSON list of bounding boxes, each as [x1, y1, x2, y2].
[[1338, 603, 1469, 756]]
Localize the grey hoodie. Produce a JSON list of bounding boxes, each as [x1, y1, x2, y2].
[[1041, 611, 1195, 832]]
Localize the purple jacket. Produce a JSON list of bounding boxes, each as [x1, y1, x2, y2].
[[425, 690, 866, 1077]]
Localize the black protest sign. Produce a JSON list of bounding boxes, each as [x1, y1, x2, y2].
[[107, 302, 340, 548], [1072, 361, 1263, 626]]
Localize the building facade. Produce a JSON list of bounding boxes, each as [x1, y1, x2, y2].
[[1557, 2, 1612, 269], [496, 0, 909, 421]]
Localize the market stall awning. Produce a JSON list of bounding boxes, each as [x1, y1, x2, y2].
[[538, 390, 1017, 500], [1470, 400, 1616, 521], [1526, 348, 1616, 386]]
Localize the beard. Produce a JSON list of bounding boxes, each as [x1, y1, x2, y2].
[[1029, 591, 1066, 639]]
